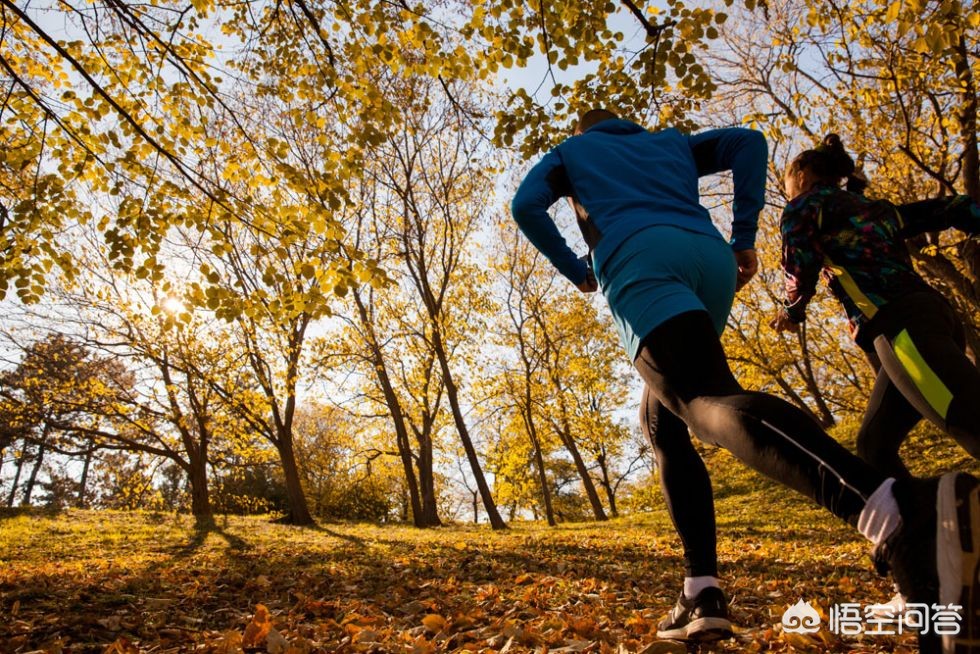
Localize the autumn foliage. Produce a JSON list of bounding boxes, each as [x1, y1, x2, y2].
[[1, 0, 979, 651]]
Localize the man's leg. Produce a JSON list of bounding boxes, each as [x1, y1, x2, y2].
[[641, 385, 718, 579], [636, 310, 980, 653], [643, 388, 731, 641], [636, 311, 881, 523]]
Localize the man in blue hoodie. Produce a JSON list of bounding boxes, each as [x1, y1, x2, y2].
[[511, 109, 980, 653]]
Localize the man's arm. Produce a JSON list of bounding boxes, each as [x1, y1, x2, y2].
[[687, 127, 768, 252], [511, 149, 589, 285]]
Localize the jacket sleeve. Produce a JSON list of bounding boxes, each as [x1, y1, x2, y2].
[[687, 127, 768, 251], [895, 195, 980, 238], [780, 199, 824, 323], [511, 148, 589, 285]]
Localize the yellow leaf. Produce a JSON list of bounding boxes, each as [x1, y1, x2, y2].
[[885, 0, 901, 23], [104, 638, 140, 654], [242, 604, 273, 647], [421, 613, 447, 633]]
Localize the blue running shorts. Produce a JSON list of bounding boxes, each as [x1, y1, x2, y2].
[[595, 224, 738, 361]]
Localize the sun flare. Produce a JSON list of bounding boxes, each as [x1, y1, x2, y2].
[[161, 297, 184, 314]]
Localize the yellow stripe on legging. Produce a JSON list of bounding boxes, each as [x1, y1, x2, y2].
[[893, 329, 953, 420], [824, 257, 879, 320]]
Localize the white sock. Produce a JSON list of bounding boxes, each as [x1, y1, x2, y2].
[[684, 575, 720, 599], [857, 478, 901, 548]]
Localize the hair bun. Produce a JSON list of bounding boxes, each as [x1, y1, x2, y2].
[[822, 133, 842, 149], [820, 133, 854, 177]]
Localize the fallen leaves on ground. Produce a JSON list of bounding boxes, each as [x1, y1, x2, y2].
[[0, 486, 923, 653]]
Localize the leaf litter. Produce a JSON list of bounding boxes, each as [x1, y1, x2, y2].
[[0, 485, 924, 653]]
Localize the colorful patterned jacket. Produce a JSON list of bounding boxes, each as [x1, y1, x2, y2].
[[780, 186, 980, 346]]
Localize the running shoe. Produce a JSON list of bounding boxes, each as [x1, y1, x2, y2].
[[937, 472, 980, 653], [874, 472, 980, 653], [656, 586, 734, 642]]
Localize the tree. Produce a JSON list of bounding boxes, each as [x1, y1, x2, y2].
[[185, 213, 326, 525], [336, 74, 507, 529], [0, 333, 130, 506], [292, 402, 403, 522], [325, 181, 444, 526], [488, 231, 578, 524], [477, 1, 734, 155], [2, 0, 731, 306], [487, 221, 634, 522]]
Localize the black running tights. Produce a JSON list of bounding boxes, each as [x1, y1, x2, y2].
[[636, 311, 885, 576]]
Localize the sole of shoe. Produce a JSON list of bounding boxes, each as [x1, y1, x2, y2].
[[656, 617, 734, 642], [937, 472, 980, 653]]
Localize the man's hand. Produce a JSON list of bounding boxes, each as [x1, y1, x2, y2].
[[734, 248, 759, 291], [577, 254, 598, 293], [577, 275, 598, 293], [769, 310, 800, 333]]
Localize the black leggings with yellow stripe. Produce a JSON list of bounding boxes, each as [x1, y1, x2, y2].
[[857, 291, 980, 478]]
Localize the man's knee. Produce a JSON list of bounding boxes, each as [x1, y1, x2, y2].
[[648, 409, 693, 452]]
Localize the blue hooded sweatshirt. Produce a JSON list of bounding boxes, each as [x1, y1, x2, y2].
[[510, 119, 767, 285]]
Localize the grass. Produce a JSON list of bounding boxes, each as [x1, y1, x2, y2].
[[2, 432, 976, 654]]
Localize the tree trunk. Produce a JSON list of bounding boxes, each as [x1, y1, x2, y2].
[[354, 290, 427, 526], [605, 485, 618, 518], [545, 363, 609, 521], [78, 437, 94, 508], [472, 490, 479, 524], [519, 380, 555, 526], [953, 32, 978, 201], [595, 452, 619, 518], [528, 426, 556, 526], [187, 449, 212, 520], [431, 329, 506, 529], [277, 433, 315, 525], [7, 446, 26, 507], [416, 434, 442, 526], [397, 431, 424, 526], [375, 372, 424, 524], [557, 427, 608, 521], [22, 439, 46, 506]]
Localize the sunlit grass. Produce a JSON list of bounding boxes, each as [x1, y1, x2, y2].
[[3, 423, 972, 652]]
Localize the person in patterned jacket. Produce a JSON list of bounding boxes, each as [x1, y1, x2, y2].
[[772, 133, 980, 479]]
